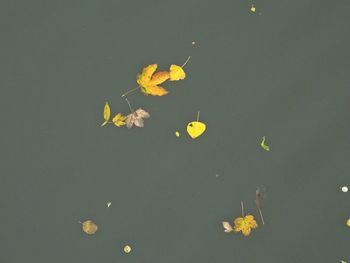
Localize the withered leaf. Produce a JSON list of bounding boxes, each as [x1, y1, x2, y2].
[[125, 108, 150, 129], [222, 221, 233, 233]]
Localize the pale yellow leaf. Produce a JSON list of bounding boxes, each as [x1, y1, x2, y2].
[[101, 102, 111, 126], [222, 221, 233, 232]]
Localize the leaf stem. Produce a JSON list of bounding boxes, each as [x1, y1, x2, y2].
[[121, 86, 140, 98], [258, 208, 265, 225], [124, 97, 134, 113], [181, 56, 191, 68], [196, 111, 200, 122], [241, 201, 244, 217]]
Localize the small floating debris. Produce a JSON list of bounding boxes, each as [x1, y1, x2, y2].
[[347, 218, 350, 228], [123, 245, 132, 254], [341, 186, 348, 193], [250, 4, 256, 12], [107, 202, 112, 208], [175, 131, 180, 137]]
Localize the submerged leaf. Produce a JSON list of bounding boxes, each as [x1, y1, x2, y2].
[[255, 187, 267, 225], [169, 64, 186, 81], [125, 108, 150, 128], [81, 220, 98, 235], [101, 102, 111, 126]]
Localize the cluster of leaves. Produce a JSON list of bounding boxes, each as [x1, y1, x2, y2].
[[102, 59, 188, 129], [222, 188, 267, 237], [137, 63, 186, 96], [222, 215, 258, 237], [101, 102, 150, 129]]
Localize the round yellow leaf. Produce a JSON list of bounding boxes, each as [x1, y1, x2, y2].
[[81, 220, 98, 235], [187, 121, 206, 139], [123, 245, 132, 253], [169, 64, 186, 81]]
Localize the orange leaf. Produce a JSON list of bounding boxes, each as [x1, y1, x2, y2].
[[149, 71, 170, 85]]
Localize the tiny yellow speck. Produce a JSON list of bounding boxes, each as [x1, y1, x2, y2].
[[175, 131, 180, 137], [347, 218, 350, 227], [123, 245, 132, 253], [250, 4, 256, 12]]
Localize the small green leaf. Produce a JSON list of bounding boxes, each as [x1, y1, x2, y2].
[[260, 136, 270, 151]]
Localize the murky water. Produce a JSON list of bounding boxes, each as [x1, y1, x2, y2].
[[1, 0, 350, 262]]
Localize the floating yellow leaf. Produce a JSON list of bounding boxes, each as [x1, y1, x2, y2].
[[112, 113, 127, 127], [123, 245, 132, 254], [137, 64, 169, 96], [233, 215, 258, 236], [169, 64, 186, 81], [142, 85, 168, 96], [175, 131, 180, 137], [101, 102, 111, 126], [137, 64, 158, 87], [260, 136, 270, 151], [347, 218, 350, 227], [81, 220, 98, 235], [222, 221, 233, 233], [187, 121, 206, 139]]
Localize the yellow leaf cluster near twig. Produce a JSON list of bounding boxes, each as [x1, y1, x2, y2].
[[222, 215, 258, 237], [101, 102, 127, 128], [136, 61, 187, 96]]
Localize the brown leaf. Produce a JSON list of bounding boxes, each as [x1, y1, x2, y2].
[[81, 220, 98, 235], [125, 108, 150, 128]]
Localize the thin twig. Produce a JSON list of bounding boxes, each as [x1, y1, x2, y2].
[[121, 86, 140, 98], [196, 111, 200, 122], [258, 208, 265, 225], [241, 201, 244, 217], [124, 97, 133, 112], [181, 56, 191, 67]]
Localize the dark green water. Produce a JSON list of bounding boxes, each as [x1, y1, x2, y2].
[[1, 0, 350, 262]]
